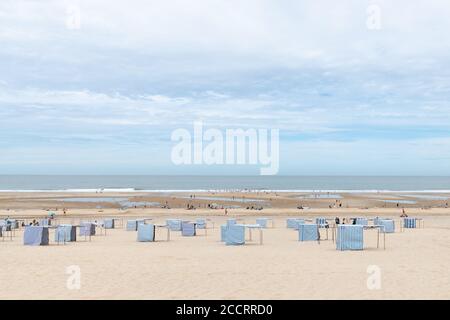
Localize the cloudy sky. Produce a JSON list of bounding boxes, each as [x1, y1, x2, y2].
[[1, 0, 450, 175]]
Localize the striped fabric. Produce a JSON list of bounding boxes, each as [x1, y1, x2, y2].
[[336, 225, 364, 251], [225, 224, 245, 246], [79, 222, 96, 236], [196, 219, 206, 229], [104, 219, 114, 229], [40, 218, 51, 226], [355, 218, 368, 226], [376, 219, 395, 233], [256, 218, 268, 228], [126, 220, 137, 231], [166, 219, 182, 231], [24, 226, 49, 246], [315, 217, 327, 227], [404, 218, 417, 228], [287, 218, 304, 229], [298, 224, 319, 241], [220, 225, 227, 242], [55, 224, 76, 242], [181, 222, 196, 236], [137, 223, 155, 242]]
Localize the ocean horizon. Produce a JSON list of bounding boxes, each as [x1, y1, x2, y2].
[[1, 175, 450, 192]]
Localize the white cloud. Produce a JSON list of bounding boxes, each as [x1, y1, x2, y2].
[[1, 1, 450, 174]]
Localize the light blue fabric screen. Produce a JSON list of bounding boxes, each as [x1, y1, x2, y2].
[[256, 218, 268, 228], [298, 224, 319, 241], [54, 226, 66, 243], [40, 219, 51, 226], [80, 222, 96, 236], [104, 219, 114, 229], [126, 220, 137, 231], [315, 217, 327, 227], [287, 218, 304, 229], [220, 225, 227, 242], [167, 219, 182, 231], [24, 226, 49, 246], [137, 223, 155, 242], [55, 224, 76, 242], [376, 219, 395, 233], [196, 219, 206, 229], [226, 219, 237, 226], [404, 218, 417, 228], [355, 218, 369, 226], [336, 225, 364, 250], [181, 222, 196, 236], [225, 224, 245, 245]]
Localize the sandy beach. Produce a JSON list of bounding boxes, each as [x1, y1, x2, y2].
[[1, 192, 450, 300]]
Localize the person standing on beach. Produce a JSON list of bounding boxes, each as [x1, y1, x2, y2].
[[400, 208, 408, 217], [225, 208, 228, 215]]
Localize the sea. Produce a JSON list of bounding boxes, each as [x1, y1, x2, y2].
[[0, 175, 450, 193]]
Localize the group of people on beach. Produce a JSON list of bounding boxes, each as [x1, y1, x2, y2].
[[334, 217, 355, 225], [330, 200, 343, 208]]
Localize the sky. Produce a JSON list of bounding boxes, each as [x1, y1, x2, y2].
[[1, 0, 450, 175]]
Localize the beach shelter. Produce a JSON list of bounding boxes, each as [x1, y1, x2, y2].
[[104, 219, 115, 229], [355, 217, 369, 226], [24, 226, 49, 246], [298, 224, 319, 241], [196, 218, 206, 229], [403, 217, 417, 228], [166, 219, 182, 231], [0, 220, 11, 231], [256, 218, 269, 228], [225, 224, 246, 246], [181, 222, 196, 236], [226, 219, 237, 226], [126, 220, 138, 231], [220, 225, 227, 242], [136, 219, 146, 227], [315, 217, 328, 227], [137, 223, 155, 242], [55, 224, 77, 242], [375, 219, 395, 233], [287, 218, 304, 229], [40, 218, 51, 226], [6, 219, 19, 229], [79, 222, 96, 236], [336, 225, 364, 250]]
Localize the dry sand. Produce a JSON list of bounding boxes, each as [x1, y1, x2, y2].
[[1, 193, 450, 300]]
